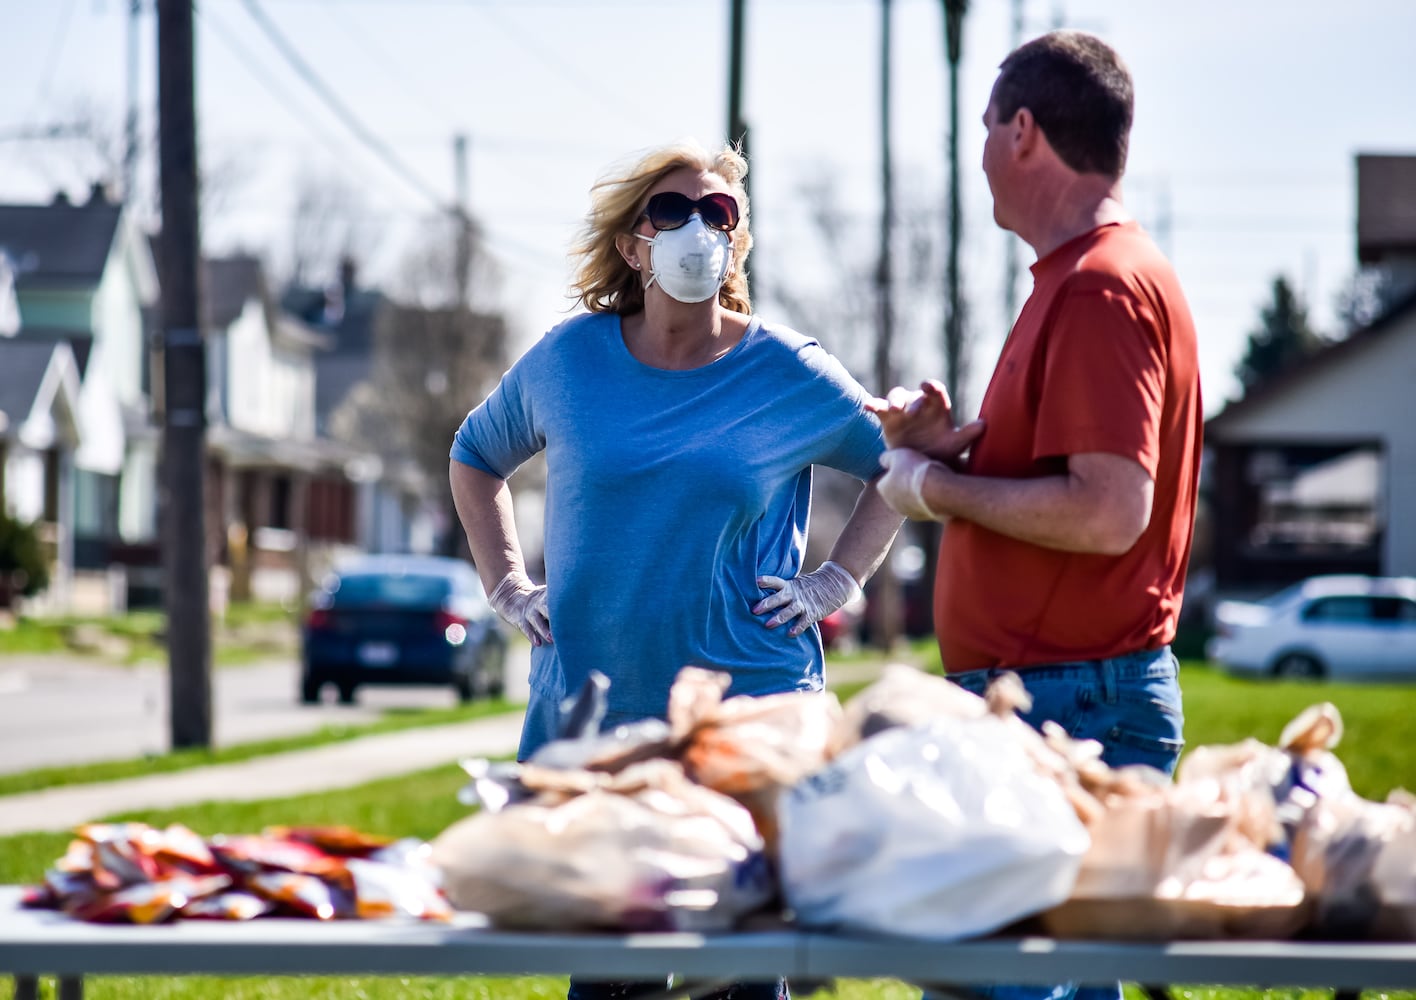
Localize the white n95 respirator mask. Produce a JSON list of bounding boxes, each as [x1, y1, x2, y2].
[[636, 217, 732, 304]]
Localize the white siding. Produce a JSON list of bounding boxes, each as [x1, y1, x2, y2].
[[1211, 311, 1416, 576]]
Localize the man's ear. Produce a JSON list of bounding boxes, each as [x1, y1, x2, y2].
[[1012, 107, 1039, 156]]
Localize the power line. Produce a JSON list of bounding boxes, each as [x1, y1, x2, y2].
[[474, 3, 674, 136], [322, 5, 457, 133], [31, 0, 80, 117], [196, 1, 386, 195], [235, 0, 449, 211]]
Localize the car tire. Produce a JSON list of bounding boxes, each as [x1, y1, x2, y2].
[[337, 683, 358, 705], [454, 673, 476, 704], [1272, 652, 1325, 679], [484, 637, 508, 698], [300, 677, 322, 705]]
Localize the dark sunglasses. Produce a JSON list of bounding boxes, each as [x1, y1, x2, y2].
[[638, 191, 740, 233]]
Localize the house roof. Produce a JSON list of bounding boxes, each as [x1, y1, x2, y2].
[[204, 254, 265, 330], [283, 278, 391, 431], [282, 282, 388, 357], [0, 340, 63, 421], [1206, 284, 1416, 434], [0, 189, 122, 290], [205, 254, 332, 352], [0, 339, 80, 439], [14, 327, 94, 376]]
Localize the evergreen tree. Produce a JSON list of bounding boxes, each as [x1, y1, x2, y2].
[[1234, 276, 1325, 392]]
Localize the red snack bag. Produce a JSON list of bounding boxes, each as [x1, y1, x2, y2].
[[181, 890, 275, 921], [68, 875, 231, 925], [265, 825, 394, 858], [208, 834, 343, 878], [247, 871, 350, 920]]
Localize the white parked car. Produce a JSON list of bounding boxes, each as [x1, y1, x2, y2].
[[1206, 574, 1416, 680]]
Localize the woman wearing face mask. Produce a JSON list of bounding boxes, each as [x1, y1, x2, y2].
[[449, 142, 901, 997]]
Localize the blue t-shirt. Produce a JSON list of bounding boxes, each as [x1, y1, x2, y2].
[[450, 311, 885, 757]]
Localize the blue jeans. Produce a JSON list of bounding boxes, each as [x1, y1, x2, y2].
[[947, 647, 1185, 774], [567, 977, 787, 1000], [929, 647, 1186, 1000]]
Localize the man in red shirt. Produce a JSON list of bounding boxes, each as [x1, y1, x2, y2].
[[872, 29, 1202, 779]]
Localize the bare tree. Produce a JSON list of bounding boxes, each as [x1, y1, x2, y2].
[[392, 211, 504, 311], [757, 168, 947, 648], [285, 171, 382, 289]]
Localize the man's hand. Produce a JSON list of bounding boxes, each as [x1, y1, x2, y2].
[[876, 448, 945, 521], [866, 379, 985, 463]]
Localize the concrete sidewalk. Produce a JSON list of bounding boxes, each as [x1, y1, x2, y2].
[[0, 712, 525, 837], [0, 657, 903, 839]]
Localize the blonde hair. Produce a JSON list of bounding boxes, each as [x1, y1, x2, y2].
[[569, 139, 753, 315]]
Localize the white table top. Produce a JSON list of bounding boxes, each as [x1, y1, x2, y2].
[[5, 887, 1416, 989]]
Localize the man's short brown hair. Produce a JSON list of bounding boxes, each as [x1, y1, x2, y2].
[[992, 30, 1133, 178]]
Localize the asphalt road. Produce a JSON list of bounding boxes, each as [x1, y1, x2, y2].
[[0, 645, 532, 776]]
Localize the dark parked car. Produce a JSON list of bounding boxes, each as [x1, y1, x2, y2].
[[301, 554, 508, 705]]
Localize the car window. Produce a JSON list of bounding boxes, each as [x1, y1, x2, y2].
[[331, 573, 451, 607], [1372, 597, 1416, 623], [1302, 596, 1374, 624]]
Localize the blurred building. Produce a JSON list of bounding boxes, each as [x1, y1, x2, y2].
[[282, 259, 437, 557], [0, 188, 438, 613], [1204, 153, 1416, 595], [0, 185, 160, 613], [202, 254, 374, 606]]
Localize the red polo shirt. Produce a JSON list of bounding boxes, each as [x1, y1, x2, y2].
[[935, 222, 1203, 672]]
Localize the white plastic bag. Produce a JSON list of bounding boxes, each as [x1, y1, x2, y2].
[[778, 714, 1089, 941]]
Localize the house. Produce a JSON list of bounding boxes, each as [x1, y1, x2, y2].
[[0, 186, 161, 612], [0, 339, 83, 609], [282, 259, 436, 555], [202, 254, 373, 605], [1204, 153, 1416, 596], [1205, 286, 1416, 594]]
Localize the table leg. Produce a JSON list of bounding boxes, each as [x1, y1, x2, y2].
[[58, 977, 84, 1000], [12, 976, 38, 1000]]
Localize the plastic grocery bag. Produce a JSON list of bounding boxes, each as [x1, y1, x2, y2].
[[670, 665, 844, 855], [429, 758, 775, 932], [777, 713, 1089, 941]]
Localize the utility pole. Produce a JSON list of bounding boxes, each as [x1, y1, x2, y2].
[[875, 0, 894, 399], [726, 0, 753, 297], [726, 0, 749, 153], [1002, 0, 1022, 329], [941, 0, 968, 414], [157, 0, 211, 749], [453, 133, 472, 308], [124, 0, 142, 204], [872, 0, 901, 651]]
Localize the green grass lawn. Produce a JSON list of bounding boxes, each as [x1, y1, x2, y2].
[[0, 698, 517, 799], [4, 658, 1415, 999], [0, 601, 299, 666]]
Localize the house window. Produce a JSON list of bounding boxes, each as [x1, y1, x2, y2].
[[75, 470, 120, 537], [1244, 445, 1384, 557], [270, 474, 291, 530], [42, 448, 60, 523]]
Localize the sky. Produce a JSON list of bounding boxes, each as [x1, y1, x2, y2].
[[2, 0, 1415, 418]]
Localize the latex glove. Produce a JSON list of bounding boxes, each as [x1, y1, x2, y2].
[[753, 560, 862, 638], [877, 448, 940, 520], [488, 571, 553, 646]]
